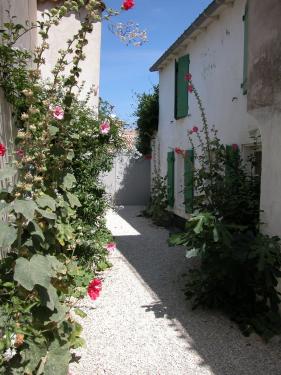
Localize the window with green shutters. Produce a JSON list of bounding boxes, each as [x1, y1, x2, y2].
[[184, 149, 194, 213], [174, 54, 190, 119], [241, 3, 249, 95], [167, 151, 175, 207]]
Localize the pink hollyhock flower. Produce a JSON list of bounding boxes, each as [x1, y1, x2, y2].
[[122, 0, 135, 10], [232, 144, 239, 151], [16, 149, 24, 159], [52, 105, 64, 120], [175, 147, 184, 156], [192, 126, 199, 133], [106, 242, 117, 252], [99, 121, 110, 135], [185, 73, 192, 81], [0, 143, 6, 157], [87, 278, 102, 301], [187, 85, 193, 93]]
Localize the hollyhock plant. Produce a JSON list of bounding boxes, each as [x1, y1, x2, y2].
[[192, 126, 199, 133], [105, 242, 117, 252], [0, 143, 6, 157], [122, 0, 135, 10], [232, 143, 239, 151], [51, 105, 64, 120], [87, 278, 102, 301], [99, 121, 110, 135]]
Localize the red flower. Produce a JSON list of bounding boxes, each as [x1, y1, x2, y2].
[[192, 126, 199, 133], [87, 278, 102, 301], [122, 0, 135, 10], [232, 144, 239, 151], [187, 85, 193, 93], [185, 73, 192, 81], [144, 154, 152, 160], [175, 147, 185, 156], [0, 143, 6, 157]]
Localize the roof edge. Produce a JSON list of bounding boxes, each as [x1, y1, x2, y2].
[[150, 0, 230, 72]]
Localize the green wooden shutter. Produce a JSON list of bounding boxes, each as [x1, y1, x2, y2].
[[175, 55, 190, 119], [241, 3, 249, 95], [167, 151, 175, 207], [184, 149, 194, 213]]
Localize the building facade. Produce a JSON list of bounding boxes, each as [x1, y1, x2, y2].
[[150, 0, 266, 226]]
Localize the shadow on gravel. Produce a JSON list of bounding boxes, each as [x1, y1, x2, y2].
[[114, 206, 281, 375]]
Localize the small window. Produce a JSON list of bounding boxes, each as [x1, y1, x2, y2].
[[174, 54, 190, 119]]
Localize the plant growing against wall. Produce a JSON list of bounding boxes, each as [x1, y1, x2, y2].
[[134, 84, 159, 156], [169, 75, 281, 339], [0, 0, 141, 373]]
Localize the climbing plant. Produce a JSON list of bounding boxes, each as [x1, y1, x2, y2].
[[0, 0, 141, 373], [169, 75, 281, 339]]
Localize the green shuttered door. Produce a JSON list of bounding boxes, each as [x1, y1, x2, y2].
[[167, 151, 175, 207], [175, 55, 190, 119], [184, 149, 194, 213]]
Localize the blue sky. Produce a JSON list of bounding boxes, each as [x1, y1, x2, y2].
[[100, 0, 212, 126]]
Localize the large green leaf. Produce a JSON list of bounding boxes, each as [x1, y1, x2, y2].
[[0, 166, 17, 180], [14, 199, 37, 221], [36, 194, 57, 211], [43, 341, 71, 375], [62, 173, 76, 190], [66, 192, 81, 208], [36, 208, 57, 220], [0, 221, 17, 247], [23, 342, 47, 374], [14, 255, 53, 291], [48, 125, 59, 136], [186, 248, 200, 259]]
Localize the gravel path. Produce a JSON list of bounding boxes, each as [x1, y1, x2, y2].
[[70, 206, 281, 375]]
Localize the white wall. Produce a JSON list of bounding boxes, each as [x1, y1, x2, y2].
[[156, 0, 258, 218], [37, 2, 102, 111]]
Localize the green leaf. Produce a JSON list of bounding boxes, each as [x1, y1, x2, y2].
[[36, 194, 56, 211], [36, 208, 57, 220], [66, 192, 81, 207], [0, 166, 17, 180], [67, 150, 75, 160], [14, 254, 53, 291], [213, 226, 219, 242], [185, 248, 200, 259], [22, 342, 47, 374], [31, 221, 45, 241], [14, 199, 37, 221], [43, 341, 71, 375], [0, 221, 17, 247], [46, 255, 67, 275], [62, 173, 76, 190], [74, 308, 87, 318], [48, 125, 59, 136]]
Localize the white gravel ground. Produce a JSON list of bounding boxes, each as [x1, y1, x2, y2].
[[70, 206, 281, 375]]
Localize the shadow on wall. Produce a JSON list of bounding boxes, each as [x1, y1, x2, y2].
[[113, 206, 281, 375], [114, 156, 150, 205]]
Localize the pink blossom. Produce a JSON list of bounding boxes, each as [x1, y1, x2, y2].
[[187, 84, 193, 93], [87, 279, 102, 300], [192, 126, 199, 133], [185, 73, 192, 81], [16, 149, 24, 159], [175, 147, 185, 156], [99, 121, 110, 135], [232, 144, 239, 151], [52, 105, 64, 120], [105, 242, 117, 253]]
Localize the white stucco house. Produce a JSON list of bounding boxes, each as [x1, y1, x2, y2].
[[150, 0, 268, 229]]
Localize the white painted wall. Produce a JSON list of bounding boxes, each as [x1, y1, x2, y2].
[[37, 2, 102, 111], [155, 0, 259, 219]]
